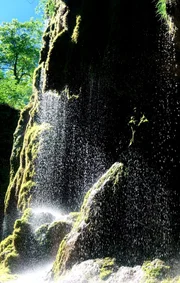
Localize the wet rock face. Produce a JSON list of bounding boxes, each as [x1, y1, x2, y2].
[[0, 105, 19, 239], [5, 0, 174, 216], [53, 160, 172, 277], [53, 162, 125, 276], [41, 0, 158, 93]]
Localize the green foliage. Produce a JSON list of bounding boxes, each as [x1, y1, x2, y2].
[[36, 0, 56, 19], [156, 0, 168, 20], [53, 237, 67, 280], [0, 19, 42, 109]]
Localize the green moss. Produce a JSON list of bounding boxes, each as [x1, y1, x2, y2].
[[9, 104, 31, 184], [69, 212, 80, 222], [78, 162, 124, 224], [0, 235, 13, 253], [128, 113, 148, 147], [35, 219, 71, 262], [142, 259, 170, 283], [4, 251, 20, 271], [0, 236, 14, 265], [5, 121, 50, 214], [0, 209, 37, 273], [33, 63, 45, 90], [0, 263, 17, 282], [53, 237, 67, 280], [71, 15, 82, 44], [0, 233, 19, 273], [98, 257, 115, 280], [156, 0, 176, 35], [64, 85, 80, 100]]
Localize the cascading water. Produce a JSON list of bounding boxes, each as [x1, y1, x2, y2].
[[34, 90, 67, 208], [33, 79, 107, 211]]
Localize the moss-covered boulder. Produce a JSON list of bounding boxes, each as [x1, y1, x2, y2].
[[35, 220, 72, 259], [53, 162, 126, 278], [0, 209, 38, 272]]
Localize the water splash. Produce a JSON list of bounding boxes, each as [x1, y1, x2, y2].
[[8, 263, 53, 283], [30, 206, 68, 230]]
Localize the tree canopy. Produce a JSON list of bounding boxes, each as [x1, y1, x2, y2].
[[0, 19, 43, 109], [36, 0, 56, 19]]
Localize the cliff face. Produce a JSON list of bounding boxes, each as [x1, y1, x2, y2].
[[0, 105, 19, 239], [2, 0, 180, 276], [5, 0, 163, 216]]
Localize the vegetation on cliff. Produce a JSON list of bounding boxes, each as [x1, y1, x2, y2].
[[0, 19, 42, 109], [156, 0, 168, 20]]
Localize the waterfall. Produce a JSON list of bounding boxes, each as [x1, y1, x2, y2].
[[2, 0, 180, 282], [33, 79, 106, 212], [34, 90, 67, 208]]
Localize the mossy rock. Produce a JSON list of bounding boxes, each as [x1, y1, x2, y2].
[[142, 259, 170, 283], [98, 257, 116, 280], [53, 162, 125, 279], [4, 103, 50, 234], [0, 262, 18, 282], [0, 209, 39, 272], [35, 220, 72, 259]]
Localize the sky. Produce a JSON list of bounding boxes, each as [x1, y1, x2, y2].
[[0, 0, 40, 23]]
